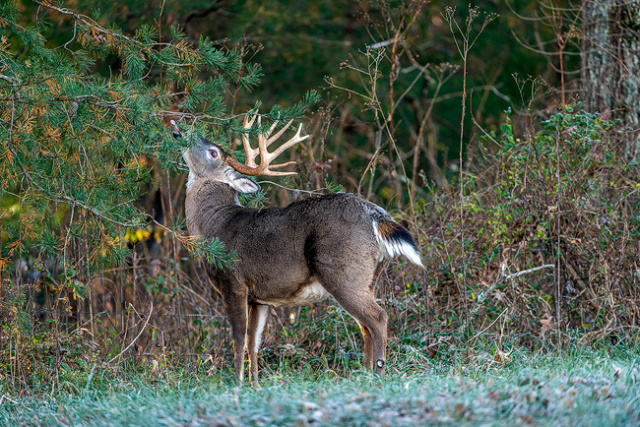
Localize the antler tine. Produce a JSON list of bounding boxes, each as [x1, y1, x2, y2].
[[267, 123, 310, 161], [254, 115, 281, 153], [241, 113, 260, 168], [265, 119, 294, 147], [229, 113, 309, 177], [260, 120, 280, 146], [242, 112, 258, 129], [253, 163, 298, 176]]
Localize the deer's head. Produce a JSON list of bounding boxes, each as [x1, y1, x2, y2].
[[183, 136, 260, 194], [183, 113, 309, 194]]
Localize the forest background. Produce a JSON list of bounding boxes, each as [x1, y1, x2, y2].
[[1, 0, 640, 390]]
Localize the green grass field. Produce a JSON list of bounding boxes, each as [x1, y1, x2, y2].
[[1, 347, 639, 426]]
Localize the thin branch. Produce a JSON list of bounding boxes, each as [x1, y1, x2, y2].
[[107, 301, 154, 364], [502, 264, 555, 280]]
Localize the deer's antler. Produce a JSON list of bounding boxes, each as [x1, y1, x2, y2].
[[226, 113, 309, 176]]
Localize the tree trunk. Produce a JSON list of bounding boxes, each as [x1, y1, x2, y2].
[[582, 0, 640, 159]]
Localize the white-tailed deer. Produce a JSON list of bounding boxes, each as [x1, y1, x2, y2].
[[182, 114, 423, 385]]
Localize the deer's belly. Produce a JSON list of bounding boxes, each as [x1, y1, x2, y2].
[[254, 280, 329, 307]]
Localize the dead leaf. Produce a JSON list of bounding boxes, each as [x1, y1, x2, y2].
[[612, 364, 623, 379], [493, 289, 506, 302], [426, 346, 438, 358], [494, 349, 512, 364], [540, 313, 554, 334]]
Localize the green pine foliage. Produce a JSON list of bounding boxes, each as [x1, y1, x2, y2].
[[0, 2, 317, 276]]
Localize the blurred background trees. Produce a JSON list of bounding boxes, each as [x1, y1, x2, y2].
[[9, 0, 583, 204]]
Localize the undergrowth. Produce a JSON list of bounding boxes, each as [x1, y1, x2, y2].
[[415, 104, 640, 348]]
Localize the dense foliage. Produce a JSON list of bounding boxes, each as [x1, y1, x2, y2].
[[0, 0, 318, 284]]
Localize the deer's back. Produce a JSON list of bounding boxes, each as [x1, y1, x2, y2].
[[204, 192, 381, 304]]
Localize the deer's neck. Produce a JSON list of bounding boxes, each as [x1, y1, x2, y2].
[[185, 180, 241, 237]]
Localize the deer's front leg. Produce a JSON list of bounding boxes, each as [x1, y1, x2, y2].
[[224, 287, 248, 384], [246, 304, 269, 387]]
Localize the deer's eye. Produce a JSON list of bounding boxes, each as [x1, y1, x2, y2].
[[208, 149, 219, 159]]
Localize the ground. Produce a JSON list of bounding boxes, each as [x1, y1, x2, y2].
[[1, 348, 638, 426]]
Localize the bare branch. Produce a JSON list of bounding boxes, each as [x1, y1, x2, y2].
[[502, 264, 555, 280]]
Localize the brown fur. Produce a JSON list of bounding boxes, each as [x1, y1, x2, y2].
[[376, 220, 402, 239], [183, 136, 420, 385]]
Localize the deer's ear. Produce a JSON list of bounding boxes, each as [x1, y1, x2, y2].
[[228, 175, 260, 194]]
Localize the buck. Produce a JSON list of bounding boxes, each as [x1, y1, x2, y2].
[[182, 114, 423, 385]]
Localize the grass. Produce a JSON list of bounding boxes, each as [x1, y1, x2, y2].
[[1, 347, 639, 426]]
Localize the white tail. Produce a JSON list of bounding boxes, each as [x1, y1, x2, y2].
[[373, 220, 423, 267]]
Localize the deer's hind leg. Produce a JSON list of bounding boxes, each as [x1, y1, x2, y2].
[[246, 304, 269, 387], [359, 261, 385, 371], [316, 265, 388, 375], [358, 322, 374, 370]]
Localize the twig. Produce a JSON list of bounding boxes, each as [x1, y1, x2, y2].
[[0, 394, 18, 405], [470, 308, 508, 343], [107, 301, 153, 364], [256, 180, 333, 196], [555, 113, 562, 345], [502, 264, 555, 280]]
